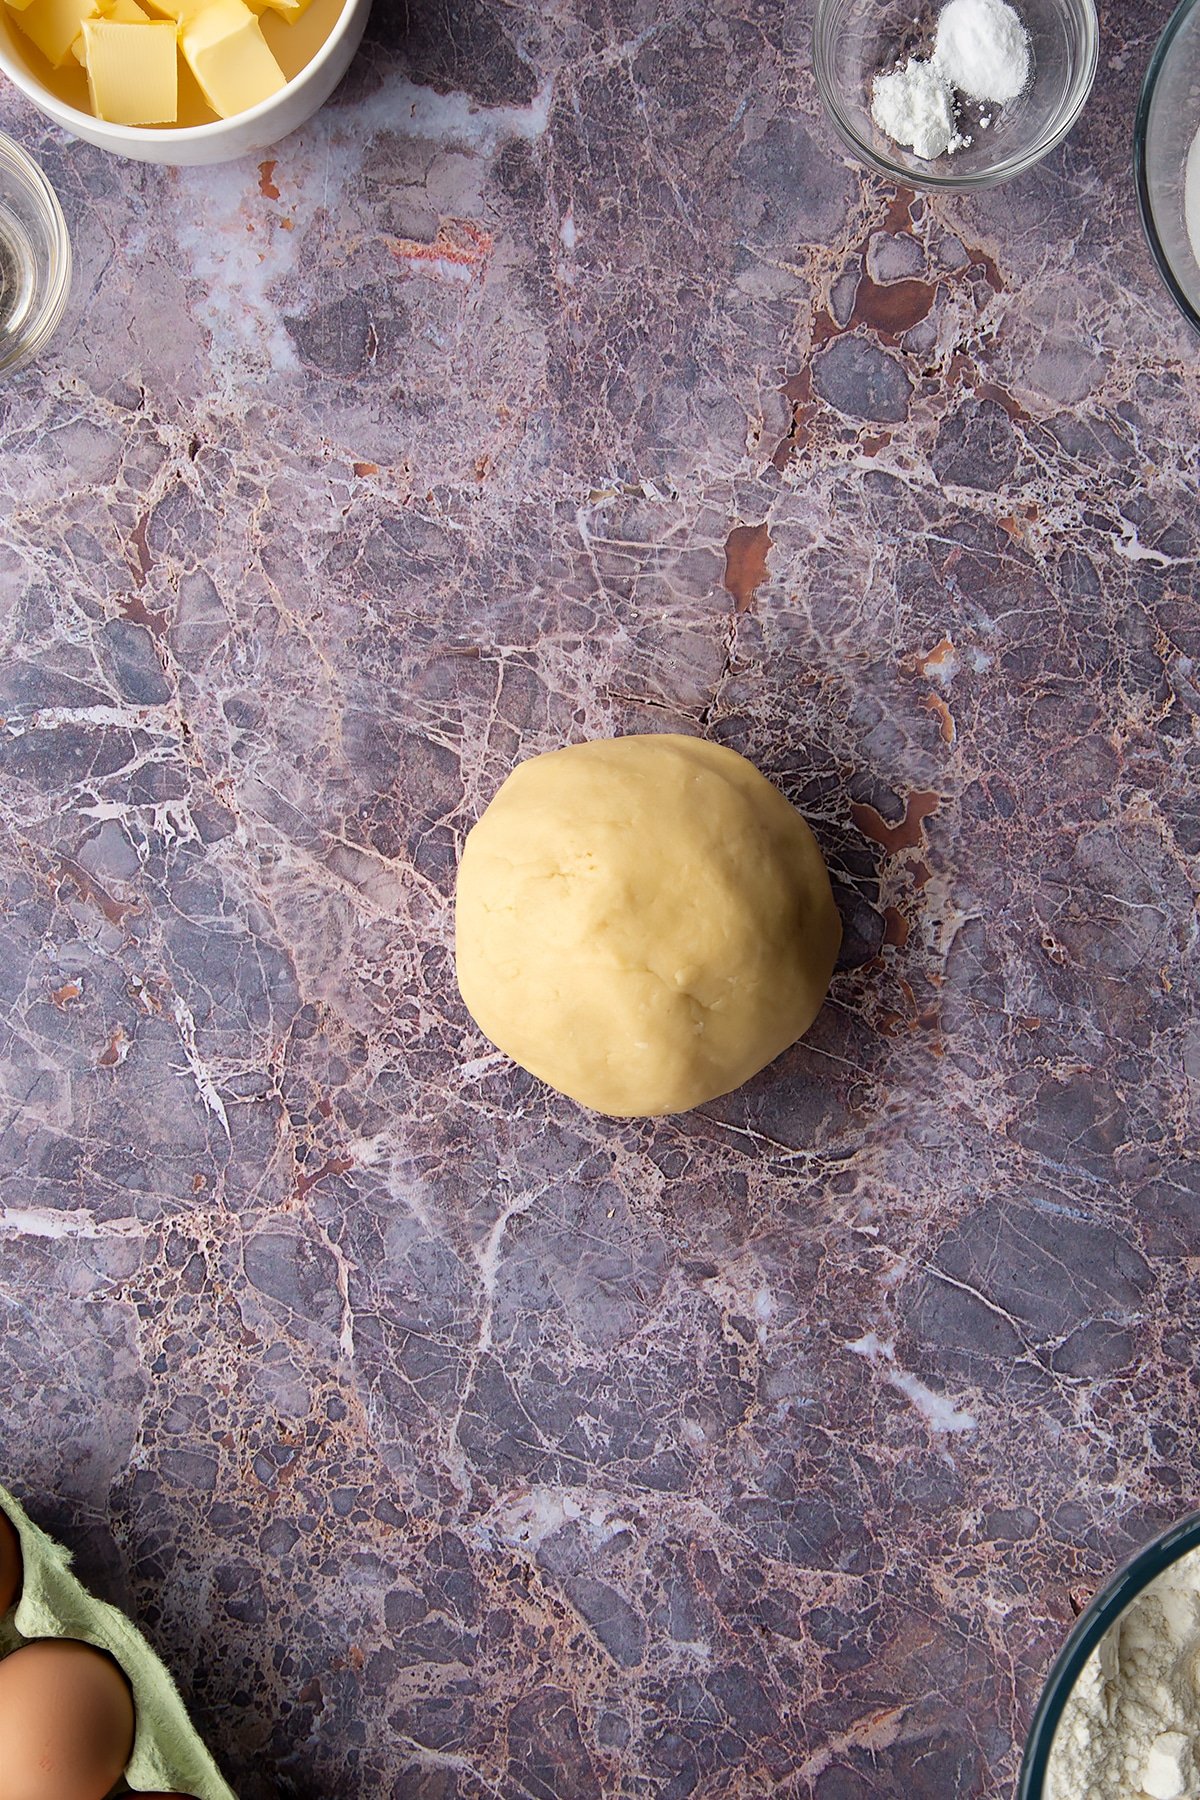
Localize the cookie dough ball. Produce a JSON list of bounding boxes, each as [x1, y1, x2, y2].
[[455, 734, 841, 1116]]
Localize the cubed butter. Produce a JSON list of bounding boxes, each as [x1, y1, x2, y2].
[[82, 15, 177, 121], [180, 0, 284, 117], [71, 0, 146, 67], [11, 0, 99, 66], [255, 0, 314, 23], [139, 0, 211, 27]]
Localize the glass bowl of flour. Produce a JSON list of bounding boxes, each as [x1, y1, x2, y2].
[[1020, 1511, 1200, 1800], [813, 0, 1097, 186], [1135, 0, 1200, 331]]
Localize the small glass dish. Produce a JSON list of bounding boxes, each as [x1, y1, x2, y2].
[[1019, 1508, 1200, 1798], [813, 0, 1099, 189], [1134, 0, 1200, 332], [0, 131, 70, 377]]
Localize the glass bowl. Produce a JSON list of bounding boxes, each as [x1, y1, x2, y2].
[[1134, 0, 1200, 332], [0, 131, 70, 377], [1019, 1508, 1200, 1798], [813, 0, 1099, 188]]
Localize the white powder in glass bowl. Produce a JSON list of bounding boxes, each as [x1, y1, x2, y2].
[[1047, 1547, 1200, 1800], [934, 0, 1031, 102], [871, 56, 964, 159], [869, 0, 1031, 162]]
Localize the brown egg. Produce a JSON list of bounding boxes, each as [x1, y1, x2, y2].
[[0, 1637, 135, 1800], [0, 1509, 21, 1614]]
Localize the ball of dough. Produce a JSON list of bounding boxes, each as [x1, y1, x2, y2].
[[455, 734, 842, 1116]]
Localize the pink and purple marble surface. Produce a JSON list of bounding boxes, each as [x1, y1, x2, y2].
[[1, 0, 1198, 1793]]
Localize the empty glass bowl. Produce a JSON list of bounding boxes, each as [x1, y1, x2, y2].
[[1135, 0, 1200, 331], [813, 0, 1099, 188], [0, 131, 70, 377], [1019, 1509, 1200, 1798]]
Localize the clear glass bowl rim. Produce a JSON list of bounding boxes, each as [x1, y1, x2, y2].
[[812, 0, 1100, 190], [0, 129, 71, 376], [1133, 0, 1200, 334], [1018, 1507, 1200, 1798]]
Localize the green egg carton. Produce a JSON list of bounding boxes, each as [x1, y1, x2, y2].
[[0, 1481, 238, 1800]]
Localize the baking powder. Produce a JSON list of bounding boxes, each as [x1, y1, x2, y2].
[[871, 56, 964, 161], [934, 0, 1031, 103]]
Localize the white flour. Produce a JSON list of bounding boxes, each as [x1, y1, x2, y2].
[[1047, 1546, 1200, 1800], [1185, 121, 1200, 274], [869, 0, 1031, 162]]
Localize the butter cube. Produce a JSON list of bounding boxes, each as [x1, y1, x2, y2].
[[180, 0, 284, 117], [11, 0, 99, 66], [82, 15, 177, 120], [254, 0, 314, 23], [138, 0, 210, 27], [71, 0, 146, 66], [3, 0, 41, 21]]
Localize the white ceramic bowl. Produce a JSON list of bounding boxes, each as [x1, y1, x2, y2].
[[0, 0, 370, 164]]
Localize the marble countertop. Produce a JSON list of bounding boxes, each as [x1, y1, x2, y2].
[[2, 0, 1199, 1793]]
